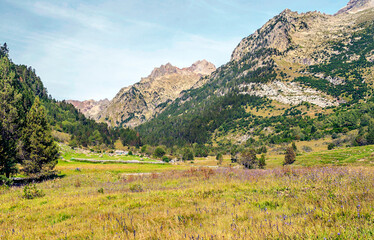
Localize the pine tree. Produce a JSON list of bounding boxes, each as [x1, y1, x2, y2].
[[0, 56, 22, 178], [21, 97, 59, 176], [0, 43, 8, 58]]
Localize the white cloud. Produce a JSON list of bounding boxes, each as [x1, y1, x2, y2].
[[1, 0, 245, 100]]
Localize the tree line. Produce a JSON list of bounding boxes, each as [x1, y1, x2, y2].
[[0, 44, 140, 179]]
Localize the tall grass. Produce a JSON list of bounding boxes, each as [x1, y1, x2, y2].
[[0, 166, 373, 239]]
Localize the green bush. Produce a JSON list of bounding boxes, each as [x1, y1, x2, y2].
[[162, 156, 170, 163], [259, 154, 266, 169], [182, 148, 194, 161], [328, 143, 336, 150], [23, 184, 45, 199], [216, 153, 223, 165], [153, 147, 166, 158], [0, 175, 13, 186], [240, 149, 258, 169], [283, 147, 296, 166]]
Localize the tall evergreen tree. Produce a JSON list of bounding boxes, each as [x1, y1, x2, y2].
[[0, 43, 8, 58], [0, 56, 22, 178], [21, 97, 59, 176]]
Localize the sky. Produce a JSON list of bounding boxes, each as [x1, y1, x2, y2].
[[0, 0, 349, 101]]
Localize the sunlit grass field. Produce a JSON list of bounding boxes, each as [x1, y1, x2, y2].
[[0, 145, 373, 239]]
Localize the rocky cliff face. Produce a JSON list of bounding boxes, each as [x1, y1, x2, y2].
[[67, 99, 109, 120], [98, 60, 216, 127]]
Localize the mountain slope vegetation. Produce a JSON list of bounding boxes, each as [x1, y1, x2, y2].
[[0, 45, 139, 152], [137, 1, 374, 151]]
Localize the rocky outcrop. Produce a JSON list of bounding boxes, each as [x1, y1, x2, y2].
[[67, 99, 109, 120], [231, 9, 299, 62], [336, 0, 374, 15], [238, 81, 338, 108], [98, 60, 216, 127]]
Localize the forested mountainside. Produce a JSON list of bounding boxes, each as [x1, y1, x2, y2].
[[0, 45, 139, 149], [137, 0, 374, 149]]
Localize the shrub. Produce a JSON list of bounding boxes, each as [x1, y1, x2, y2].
[[68, 139, 78, 149], [153, 147, 166, 158], [128, 151, 133, 156], [259, 154, 266, 169], [216, 153, 223, 165], [328, 143, 336, 150], [23, 184, 45, 199], [0, 175, 13, 186], [141, 145, 147, 153], [182, 148, 194, 161], [257, 146, 267, 154], [239, 149, 258, 169], [98, 188, 104, 194], [283, 147, 296, 166], [162, 156, 170, 163]]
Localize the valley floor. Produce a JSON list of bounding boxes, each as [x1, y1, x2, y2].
[[0, 146, 374, 239]]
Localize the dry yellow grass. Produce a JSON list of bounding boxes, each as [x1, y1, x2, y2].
[[0, 166, 373, 239]]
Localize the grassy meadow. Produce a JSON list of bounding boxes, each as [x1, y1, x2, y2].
[[0, 145, 374, 239]]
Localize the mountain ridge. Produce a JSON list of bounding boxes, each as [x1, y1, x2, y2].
[[136, 0, 374, 147], [336, 0, 374, 15], [70, 60, 216, 127]]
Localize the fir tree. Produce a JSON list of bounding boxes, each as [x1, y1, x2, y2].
[[21, 97, 59, 176], [0, 43, 8, 58], [0, 56, 22, 178]]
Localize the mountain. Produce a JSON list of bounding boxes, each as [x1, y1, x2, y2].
[[137, 0, 374, 147], [96, 60, 216, 127], [336, 0, 374, 15], [66, 99, 109, 120]]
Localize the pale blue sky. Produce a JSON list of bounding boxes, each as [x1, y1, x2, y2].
[[0, 0, 348, 100]]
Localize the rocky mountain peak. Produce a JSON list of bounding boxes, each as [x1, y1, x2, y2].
[[336, 0, 374, 15], [97, 60, 216, 127], [186, 60, 217, 75], [231, 9, 299, 62], [67, 99, 110, 120], [148, 63, 180, 79]]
